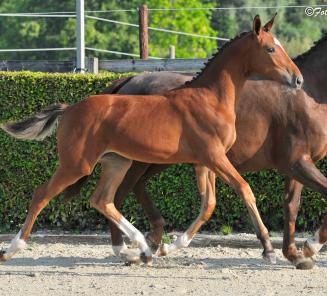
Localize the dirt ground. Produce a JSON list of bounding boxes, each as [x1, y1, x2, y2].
[[0, 235, 326, 296]]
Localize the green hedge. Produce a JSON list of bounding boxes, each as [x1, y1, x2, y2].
[[0, 71, 326, 234]]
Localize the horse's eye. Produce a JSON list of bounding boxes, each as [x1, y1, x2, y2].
[[266, 47, 275, 53]]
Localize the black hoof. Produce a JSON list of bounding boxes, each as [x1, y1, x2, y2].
[[0, 249, 6, 262], [140, 252, 152, 265], [145, 236, 159, 254]]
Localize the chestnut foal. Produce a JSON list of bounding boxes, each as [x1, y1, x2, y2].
[[0, 15, 302, 264], [94, 34, 327, 269]]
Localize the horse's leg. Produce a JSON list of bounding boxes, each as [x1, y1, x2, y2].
[[0, 166, 87, 261], [208, 153, 276, 263], [158, 165, 216, 256], [283, 178, 314, 269], [109, 161, 150, 257], [133, 164, 169, 251], [111, 162, 169, 257], [90, 154, 152, 264], [304, 215, 327, 258], [285, 156, 327, 259]]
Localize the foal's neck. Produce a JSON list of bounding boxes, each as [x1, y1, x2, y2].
[[189, 34, 251, 110]]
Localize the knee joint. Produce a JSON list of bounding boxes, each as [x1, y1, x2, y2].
[[202, 201, 216, 222]]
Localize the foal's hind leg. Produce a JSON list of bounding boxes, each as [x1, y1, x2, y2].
[[0, 166, 87, 262], [158, 165, 216, 256], [133, 164, 169, 251], [109, 162, 150, 257], [90, 154, 152, 264]]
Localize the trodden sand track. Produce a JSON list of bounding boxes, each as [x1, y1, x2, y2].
[[0, 233, 326, 296]]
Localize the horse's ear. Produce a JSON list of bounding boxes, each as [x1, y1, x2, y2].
[[263, 12, 277, 32], [253, 15, 262, 36]]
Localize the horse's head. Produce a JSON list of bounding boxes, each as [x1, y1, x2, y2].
[[248, 14, 303, 89]]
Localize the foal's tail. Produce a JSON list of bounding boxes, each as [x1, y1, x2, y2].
[[1, 103, 69, 141]]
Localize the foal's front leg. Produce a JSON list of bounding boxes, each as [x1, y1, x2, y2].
[[207, 152, 276, 263], [158, 165, 216, 256]]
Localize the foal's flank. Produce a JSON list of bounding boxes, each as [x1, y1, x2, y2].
[[0, 14, 302, 264]]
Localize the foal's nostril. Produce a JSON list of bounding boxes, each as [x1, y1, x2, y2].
[[291, 75, 303, 89], [296, 76, 303, 87]]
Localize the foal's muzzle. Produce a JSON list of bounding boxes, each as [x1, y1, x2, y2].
[[291, 74, 303, 89]]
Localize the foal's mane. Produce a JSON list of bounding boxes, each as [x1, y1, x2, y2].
[[294, 33, 327, 63], [185, 31, 249, 86]]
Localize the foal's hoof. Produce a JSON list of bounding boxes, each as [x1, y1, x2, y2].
[[262, 251, 277, 264], [140, 252, 153, 266], [303, 241, 316, 258], [295, 257, 315, 270], [157, 243, 168, 257], [0, 250, 7, 262], [120, 248, 142, 265], [145, 236, 159, 254]]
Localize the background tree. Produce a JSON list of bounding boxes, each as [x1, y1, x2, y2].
[[211, 0, 327, 57], [0, 0, 217, 60], [0, 0, 327, 59]]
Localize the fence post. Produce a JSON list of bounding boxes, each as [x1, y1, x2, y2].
[[87, 57, 99, 74], [169, 45, 175, 59], [76, 0, 85, 72], [138, 5, 149, 59]]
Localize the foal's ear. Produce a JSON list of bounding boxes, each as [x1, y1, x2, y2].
[[253, 15, 262, 36], [263, 12, 277, 32]]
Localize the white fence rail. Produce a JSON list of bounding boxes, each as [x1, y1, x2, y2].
[[0, 58, 208, 73]]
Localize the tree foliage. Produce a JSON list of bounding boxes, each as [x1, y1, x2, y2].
[[1, 0, 327, 60], [0, 0, 217, 60]]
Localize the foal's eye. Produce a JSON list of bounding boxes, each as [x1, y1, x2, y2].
[[266, 47, 275, 53]]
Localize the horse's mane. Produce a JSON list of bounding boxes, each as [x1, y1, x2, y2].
[[185, 31, 249, 85], [294, 32, 327, 63]]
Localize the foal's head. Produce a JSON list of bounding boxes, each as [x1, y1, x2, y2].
[[247, 14, 303, 89]]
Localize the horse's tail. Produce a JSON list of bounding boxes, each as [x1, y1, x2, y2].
[[62, 78, 133, 202], [1, 103, 69, 141]]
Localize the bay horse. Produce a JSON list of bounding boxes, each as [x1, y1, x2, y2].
[[0, 15, 302, 265], [70, 34, 327, 269]]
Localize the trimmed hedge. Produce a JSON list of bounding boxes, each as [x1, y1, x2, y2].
[[0, 71, 326, 233]]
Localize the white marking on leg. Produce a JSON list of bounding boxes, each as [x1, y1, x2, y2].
[[3, 230, 26, 260], [118, 217, 151, 257], [112, 242, 128, 257], [160, 232, 192, 255], [306, 230, 324, 255]]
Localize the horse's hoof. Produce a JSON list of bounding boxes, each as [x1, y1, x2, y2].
[[130, 241, 140, 249], [140, 252, 153, 266], [120, 248, 142, 265], [157, 243, 168, 257], [295, 257, 315, 270], [303, 241, 316, 258], [0, 250, 7, 262], [262, 251, 277, 264], [145, 236, 159, 254]]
